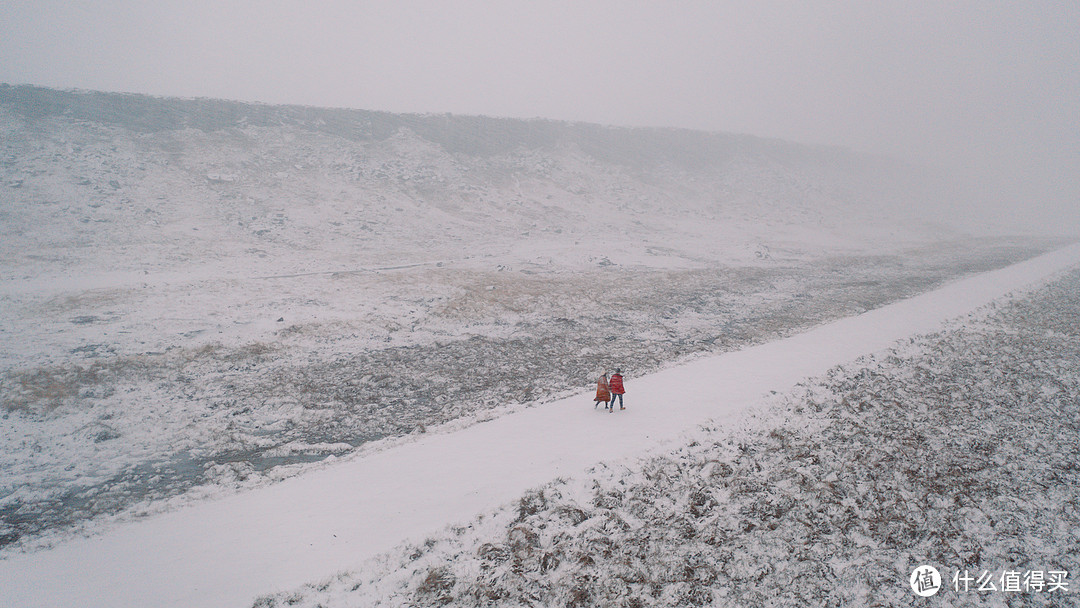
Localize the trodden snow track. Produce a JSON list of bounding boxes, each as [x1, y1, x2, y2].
[[2, 243, 1079, 608]]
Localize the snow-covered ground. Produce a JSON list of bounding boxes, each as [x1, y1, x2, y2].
[[2, 86, 1078, 606], [4, 86, 1070, 550], [2, 243, 1077, 608]]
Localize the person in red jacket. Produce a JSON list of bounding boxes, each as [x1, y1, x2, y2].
[[608, 369, 625, 412], [594, 373, 611, 408]]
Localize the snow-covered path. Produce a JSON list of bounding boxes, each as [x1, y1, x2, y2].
[[3, 244, 1079, 608]]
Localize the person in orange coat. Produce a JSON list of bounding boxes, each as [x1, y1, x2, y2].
[[594, 373, 611, 408], [608, 369, 625, 412]]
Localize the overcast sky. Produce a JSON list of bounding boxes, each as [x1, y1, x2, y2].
[[2, 1, 1077, 226]]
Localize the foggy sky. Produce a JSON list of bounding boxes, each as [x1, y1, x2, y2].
[[2, 1, 1077, 228]]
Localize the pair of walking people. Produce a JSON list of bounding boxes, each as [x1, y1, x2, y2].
[[594, 369, 625, 412]]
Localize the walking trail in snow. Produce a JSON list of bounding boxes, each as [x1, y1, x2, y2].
[[3, 244, 1079, 608]]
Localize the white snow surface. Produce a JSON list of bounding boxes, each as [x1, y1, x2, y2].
[[1, 243, 1077, 607]]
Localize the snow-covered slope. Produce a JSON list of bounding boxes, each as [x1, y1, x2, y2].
[[0, 84, 971, 287], [2, 244, 1077, 608]]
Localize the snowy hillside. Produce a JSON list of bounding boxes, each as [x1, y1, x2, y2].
[[2, 84, 971, 282], [0, 84, 1068, 550]]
